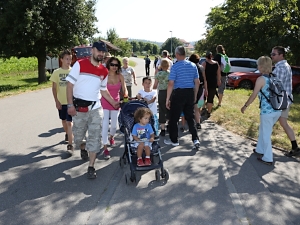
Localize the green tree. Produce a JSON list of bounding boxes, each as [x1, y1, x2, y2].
[[144, 43, 153, 54], [0, 0, 97, 83], [200, 0, 300, 64], [130, 41, 140, 52], [138, 42, 146, 52], [115, 39, 132, 57], [106, 28, 119, 44], [152, 44, 159, 55], [160, 38, 183, 56]]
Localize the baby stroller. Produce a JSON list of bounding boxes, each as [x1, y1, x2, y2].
[[118, 100, 169, 184]]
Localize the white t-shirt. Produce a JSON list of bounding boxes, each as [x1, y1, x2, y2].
[[121, 66, 135, 86], [66, 61, 108, 109], [156, 57, 173, 70], [138, 89, 157, 114]]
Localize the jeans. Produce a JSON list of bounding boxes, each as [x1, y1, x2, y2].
[[256, 111, 281, 162], [145, 64, 150, 76], [168, 88, 199, 143]]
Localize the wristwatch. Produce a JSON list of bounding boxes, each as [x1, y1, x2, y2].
[[67, 104, 74, 108]]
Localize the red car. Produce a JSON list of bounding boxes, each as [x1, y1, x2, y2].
[[227, 66, 300, 94]]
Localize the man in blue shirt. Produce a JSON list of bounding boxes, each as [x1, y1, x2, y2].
[[164, 46, 200, 148]]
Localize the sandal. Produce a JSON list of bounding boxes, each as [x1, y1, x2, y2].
[[257, 157, 272, 166], [67, 144, 74, 155]]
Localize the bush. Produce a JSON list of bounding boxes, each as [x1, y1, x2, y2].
[[0, 57, 38, 75]]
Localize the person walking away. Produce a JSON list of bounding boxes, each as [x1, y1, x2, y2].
[[155, 50, 173, 75], [66, 41, 119, 179], [102, 52, 111, 67], [271, 46, 300, 157], [144, 55, 151, 76], [121, 57, 137, 98], [132, 107, 155, 166], [136, 77, 159, 135], [50, 50, 74, 154], [202, 51, 221, 118], [164, 46, 200, 148], [153, 59, 170, 136], [189, 53, 208, 129], [241, 56, 281, 165], [101, 57, 128, 160], [214, 45, 229, 106], [153, 56, 158, 69]]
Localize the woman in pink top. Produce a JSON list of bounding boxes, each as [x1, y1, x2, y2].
[[101, 57, 128, 159]]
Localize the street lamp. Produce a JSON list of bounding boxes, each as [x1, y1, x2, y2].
[[170, 31, 172, 57]]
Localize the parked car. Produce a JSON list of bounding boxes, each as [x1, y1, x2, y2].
[[228, 58, 257, 73], [226, 66, 300, 94], [71, 45, 92, 66]]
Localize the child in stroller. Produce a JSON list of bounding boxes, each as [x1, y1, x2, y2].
[[118, 99, 169, 183], [132, 107, 154, 166]]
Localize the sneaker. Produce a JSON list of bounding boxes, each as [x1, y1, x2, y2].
[[137, 158, 145, 166], [193, 140, 200, 148], [164, 138, 179, 146], [81, 149, 89, 160], [284, 148, 300, 157], [196, 123, 201, 130], [87, 166, 96, 179], [65, 134, 68, 142], [109, 137, 115, 146], [103, 149, 110, 160], [160, 129, 166, 137], [144, 158, 151, 166], [67, 144, 74, 155]]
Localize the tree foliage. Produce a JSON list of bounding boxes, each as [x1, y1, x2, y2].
[[106, 28, 119, 44], [0, 0, 98, 83], [160, 38, 183, 56], [196, 0, 300, 65]]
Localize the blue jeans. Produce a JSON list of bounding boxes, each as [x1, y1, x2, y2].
[[256, 111, 281, 162]]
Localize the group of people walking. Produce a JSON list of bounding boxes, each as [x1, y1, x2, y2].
[[50, 40, 299, 179]]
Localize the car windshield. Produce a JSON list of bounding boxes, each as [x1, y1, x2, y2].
[[75, 47, 91, 57]]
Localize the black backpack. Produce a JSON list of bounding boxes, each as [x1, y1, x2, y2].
[[260, 73, 292, 110], [196, 64, 204, 84]]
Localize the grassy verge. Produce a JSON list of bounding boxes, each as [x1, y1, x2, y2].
[[210, 89, 300, 150], [0, 71, 51, 98]]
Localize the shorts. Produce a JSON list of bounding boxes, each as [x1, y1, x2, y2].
[[72, 108, 103, 153], [218, 76, 226, 94], [59, 105, 72, 122], [207, 88, 217, 104], [281, 105, 291, 118], [133, 141, 152, 149]]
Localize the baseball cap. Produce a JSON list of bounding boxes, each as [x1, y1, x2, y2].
[[92, 41, 107, 52]]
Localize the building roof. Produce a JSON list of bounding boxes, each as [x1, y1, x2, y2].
[[120, 38, 129, 42], [100, 39, 121, 52]]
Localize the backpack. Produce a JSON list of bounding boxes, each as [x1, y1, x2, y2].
[[196, 64, 204, 83], [260, 73, 291, 110], [219, 53, 231, 73]]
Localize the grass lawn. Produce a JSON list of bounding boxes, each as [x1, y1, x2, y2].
[[209, 89, 300, 150]]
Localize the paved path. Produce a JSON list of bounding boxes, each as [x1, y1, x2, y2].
[[0, 57, 300, 225]]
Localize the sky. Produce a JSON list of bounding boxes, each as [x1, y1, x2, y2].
[[95, 0, 225, 43]]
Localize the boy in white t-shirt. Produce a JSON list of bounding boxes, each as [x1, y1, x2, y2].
[[136, 77, 158, 135]]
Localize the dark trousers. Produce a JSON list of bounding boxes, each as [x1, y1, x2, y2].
[[158, 90, 169, 124], [168, 88, 199, 143], [145, 64, 150, 76]]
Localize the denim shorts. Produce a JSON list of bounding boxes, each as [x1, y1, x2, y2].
[[58, 105, 72, 122]]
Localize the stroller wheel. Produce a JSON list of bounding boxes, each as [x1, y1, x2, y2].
[[155, 170, 160, 181], [130, 171, 136, 183], [161, 169, 169, 181]]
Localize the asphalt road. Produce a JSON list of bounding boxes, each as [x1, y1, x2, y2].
[[0, 57, 300, 225]]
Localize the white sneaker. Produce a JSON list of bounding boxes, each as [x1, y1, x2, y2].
[[193, 140, 200, 148], [164, 138, 179, 146]]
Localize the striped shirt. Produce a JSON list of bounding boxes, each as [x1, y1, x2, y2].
[[273, 60, 293, 104], [169, 60, 199, 89]]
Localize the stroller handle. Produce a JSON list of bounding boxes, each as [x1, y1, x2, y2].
[[130, 137, 159, 143]]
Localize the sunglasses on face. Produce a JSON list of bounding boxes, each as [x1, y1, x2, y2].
[[110, 63, 118, 67]]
